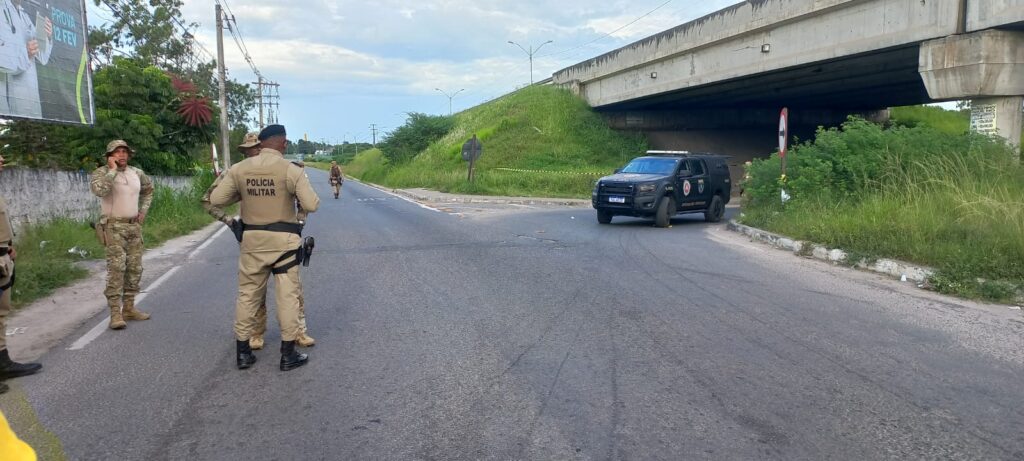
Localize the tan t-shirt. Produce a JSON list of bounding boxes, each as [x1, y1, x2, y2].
[[90, 165, 154, 219]]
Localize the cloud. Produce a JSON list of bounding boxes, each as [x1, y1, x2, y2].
[[173, 0, 738, 138]]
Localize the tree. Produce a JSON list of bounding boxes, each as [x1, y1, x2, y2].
[[1, 0, 257, 174], [2, 58, 217, 174], [90, 0, 194, 72], [379, 113, 455, 163]]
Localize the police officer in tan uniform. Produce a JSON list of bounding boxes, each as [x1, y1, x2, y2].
[[210, 124, 320, 371], [329, 161, 343, 199], [202, 133, 316, 351], [0, 154, 42, 394]]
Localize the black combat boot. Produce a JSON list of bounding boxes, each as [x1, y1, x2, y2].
[[236, 340, 256, 370], [0, 349, 41, 379], [279, 340, 308, 371]]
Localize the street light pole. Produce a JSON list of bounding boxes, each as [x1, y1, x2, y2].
[[435, 88, 465, 116], [508, 40, 552, 85]]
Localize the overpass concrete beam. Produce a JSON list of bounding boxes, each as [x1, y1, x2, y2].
[[919, 29, 1024, 99], [601, 108, 888, 131]]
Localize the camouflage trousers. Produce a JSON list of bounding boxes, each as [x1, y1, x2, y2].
[[104, 221, 143, 306], [0, 253, 13, 351]]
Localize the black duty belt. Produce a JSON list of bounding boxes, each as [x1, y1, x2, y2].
[[243, 222, 302, 235], [0, 247, 8, 256]]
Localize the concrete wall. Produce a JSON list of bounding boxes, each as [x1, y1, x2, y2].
[[967, 0, 1024, 31], [0, 169, 191, 230]]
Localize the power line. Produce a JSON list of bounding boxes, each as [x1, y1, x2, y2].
[[220, 0, 263, 79], [540, 0, 675, 59]]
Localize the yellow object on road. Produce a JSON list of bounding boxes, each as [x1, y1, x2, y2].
[[0, 410, 37, 461]]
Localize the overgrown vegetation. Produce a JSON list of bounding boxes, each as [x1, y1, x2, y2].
[[741, 115, 1023, 302], [889, 105, 969, 135], [347, 85, 647, 198], [11, 172, 218, 308]]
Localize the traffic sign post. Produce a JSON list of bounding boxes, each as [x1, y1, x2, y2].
[[778, 107, 790, 205], [461, 134, 483, 182], [778, 107, 789, 176]]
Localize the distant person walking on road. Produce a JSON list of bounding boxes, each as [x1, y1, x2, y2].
[[201, 132, 315, 351], [0, 154, 41, 394], [90, 140, 154, 330], [329, 160, 343, 199], [210, 124, 320, 371]]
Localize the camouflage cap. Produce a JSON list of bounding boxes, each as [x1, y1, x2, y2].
[[238, 132, 260, 149], [105, 139, 134, 155]]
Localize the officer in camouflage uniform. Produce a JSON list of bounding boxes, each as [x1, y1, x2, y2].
[[90, 140, 154, 330], [0, 154, 42, 394], [210, 124, 320, 371], [202, 132, 316, 350]]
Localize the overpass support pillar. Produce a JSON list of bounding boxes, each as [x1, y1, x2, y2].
[[919, 29, 1024, 154]]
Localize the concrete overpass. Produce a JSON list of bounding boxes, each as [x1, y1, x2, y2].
[[551, 0, 1024, 162]]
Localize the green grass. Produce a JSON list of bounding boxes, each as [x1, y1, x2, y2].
[[742, 115, 1023, 302], [890, 105, 969, 135], [346, 85, 646, 198], [10, 171, 219, 308]]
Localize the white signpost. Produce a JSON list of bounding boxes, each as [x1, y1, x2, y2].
[[779, 107, 790, 204]]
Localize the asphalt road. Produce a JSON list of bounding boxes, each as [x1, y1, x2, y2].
[[7, 169, 1024, 460]]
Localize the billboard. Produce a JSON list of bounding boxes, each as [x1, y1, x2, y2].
[[0, 0, 93, 124]]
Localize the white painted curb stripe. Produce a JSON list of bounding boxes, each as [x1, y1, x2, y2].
[[383, 189, 442, 213]]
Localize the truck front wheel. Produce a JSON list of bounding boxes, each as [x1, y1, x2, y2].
[[597, 209, 613, 224], [654, 197, 675, 228]]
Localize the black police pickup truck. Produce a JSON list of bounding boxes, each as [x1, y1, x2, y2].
[[592, 151, 731, 227]]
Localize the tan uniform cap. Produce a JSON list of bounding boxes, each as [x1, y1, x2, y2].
[[238, 132, 260, 149], [106, 140, 133, 154]]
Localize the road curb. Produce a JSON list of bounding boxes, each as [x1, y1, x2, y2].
[[726, 220, 935, 283]]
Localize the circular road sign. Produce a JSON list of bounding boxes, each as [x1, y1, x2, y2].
[[778, 107, 789, 158]]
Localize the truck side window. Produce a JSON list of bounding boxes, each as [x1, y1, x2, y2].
[[690, 160, 705, 176]]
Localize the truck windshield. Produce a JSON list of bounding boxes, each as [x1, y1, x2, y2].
[[620, 158, 678, 175]]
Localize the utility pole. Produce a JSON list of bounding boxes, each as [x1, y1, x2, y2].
[[252, 76, 264, 129], [370, 124, 378, 147], [251, 79, 280, 129], [215, 1, 231, 170]]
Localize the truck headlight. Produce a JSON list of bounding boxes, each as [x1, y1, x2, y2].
[[637, 183, 656, 194]]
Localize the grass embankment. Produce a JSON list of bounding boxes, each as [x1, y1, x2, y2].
[[742, 114, 1023, 302], [11, 170, 219, 308], [347, 85, 647, 198]]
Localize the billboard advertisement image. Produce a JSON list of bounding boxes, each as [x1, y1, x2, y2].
[[0, 0, 92, 124]]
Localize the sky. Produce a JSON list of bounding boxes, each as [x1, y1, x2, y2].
[[89, 0, 739, 145]]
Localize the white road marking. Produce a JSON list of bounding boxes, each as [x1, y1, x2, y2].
[[189, 225, 228, 259], [68, 266, 182, 351], [377, 190, 443, 213]]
